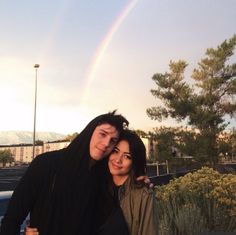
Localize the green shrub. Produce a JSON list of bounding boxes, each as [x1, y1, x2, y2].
[[155, 167, 236, 234]]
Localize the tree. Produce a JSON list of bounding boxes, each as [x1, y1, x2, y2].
[[35, 140, 44, 145], [0, 149, 14, 167], [147, 35, 236, 166], [64, 132, 79, 142], [218, 128, 236, 161], [150, 127, 177, 162], [149, 127, 200, 172], [135, 129, 148, 138]]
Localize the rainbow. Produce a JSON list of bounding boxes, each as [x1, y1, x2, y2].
[[81, 0, 139, 103]]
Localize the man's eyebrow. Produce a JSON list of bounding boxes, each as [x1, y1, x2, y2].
[[99, 128, 111, 133], [99, 128, 118, 136], [98, 129, 110, 135]]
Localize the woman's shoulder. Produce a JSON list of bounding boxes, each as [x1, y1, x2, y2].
[[133, 184, 155, 197], [122, 177, 155, 198]]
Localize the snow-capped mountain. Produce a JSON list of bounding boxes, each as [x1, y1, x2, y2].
[[0, 131, 66, 145]]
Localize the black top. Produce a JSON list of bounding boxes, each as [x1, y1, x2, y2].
[[95, 183, 129, 235], [96, 206, 129, 235]]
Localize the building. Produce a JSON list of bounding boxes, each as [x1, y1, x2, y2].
[[0, 137, 153, 164], [0, 141, 70, 164]]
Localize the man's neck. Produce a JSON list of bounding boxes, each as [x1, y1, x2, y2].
[[89, 158, 97, 169]]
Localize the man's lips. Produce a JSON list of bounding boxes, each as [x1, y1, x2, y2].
[[96, 147, 105, 154]]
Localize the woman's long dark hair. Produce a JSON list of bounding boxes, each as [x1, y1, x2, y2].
[[37, 111, 128, 235], [97, 130, 147, 231]]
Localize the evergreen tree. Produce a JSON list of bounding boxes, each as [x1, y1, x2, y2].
[[147, 35, 236, 165], [0, 150, 14, 167]]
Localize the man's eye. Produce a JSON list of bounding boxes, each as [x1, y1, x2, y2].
[[99, 132, 106, 137]]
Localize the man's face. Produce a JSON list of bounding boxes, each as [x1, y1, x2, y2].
[[89, 123, 119, 161]]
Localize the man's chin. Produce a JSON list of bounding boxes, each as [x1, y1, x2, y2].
[[91, 155, 104, 161]]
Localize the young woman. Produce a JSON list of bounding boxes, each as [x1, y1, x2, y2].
[[25, 130, 158, 235], [96, 129, 158, 235]]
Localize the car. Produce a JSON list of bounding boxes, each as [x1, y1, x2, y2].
[[0, 191, 13, 220], [0, 190, 28, 234]]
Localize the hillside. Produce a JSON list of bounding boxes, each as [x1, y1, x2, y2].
[[0, 131, 66, 145]]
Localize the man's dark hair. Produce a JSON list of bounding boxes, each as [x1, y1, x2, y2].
[[67, 110, 129, 155], [94, 110, 129, 133]]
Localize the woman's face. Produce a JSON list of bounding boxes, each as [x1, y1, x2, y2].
[[108, 140, 133, 178]]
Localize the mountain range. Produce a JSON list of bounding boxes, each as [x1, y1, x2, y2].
[[0, 131, 66, 145]]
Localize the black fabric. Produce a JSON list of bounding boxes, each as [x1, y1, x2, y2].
[[96, 206, 129, 235], [94, 171, 129, 235], [0, 150, 65, 235], [33, 115, 113, 235]]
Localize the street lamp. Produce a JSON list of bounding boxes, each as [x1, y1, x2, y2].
[[32, 64, 40, 159]]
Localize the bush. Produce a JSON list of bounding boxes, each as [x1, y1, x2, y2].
[[155, 167, 236, 234]]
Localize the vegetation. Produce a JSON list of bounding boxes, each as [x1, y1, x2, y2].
[[35, 140, 44, 145], [155, 167, 236, 234], [147, 35, 236, 166], [0, 149, 14, 167], [148, 127, 200, 172], [64, 132, 79, 142]]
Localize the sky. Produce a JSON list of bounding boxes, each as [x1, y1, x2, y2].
[[0, 0, 236, 135]]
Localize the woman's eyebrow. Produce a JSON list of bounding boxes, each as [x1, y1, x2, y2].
[[124, 151, 131, 155]]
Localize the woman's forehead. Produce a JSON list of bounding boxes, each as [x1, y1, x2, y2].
[[116, 140, 130, 151]]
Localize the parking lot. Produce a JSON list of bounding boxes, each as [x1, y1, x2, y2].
[[0, 166, 28, 191]]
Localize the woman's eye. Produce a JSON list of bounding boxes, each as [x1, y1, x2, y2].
[[124, 154, 132, 160], [112, 148, 119, 153]]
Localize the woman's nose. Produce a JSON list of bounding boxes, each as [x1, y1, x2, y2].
[[115, 154, 123, 163]]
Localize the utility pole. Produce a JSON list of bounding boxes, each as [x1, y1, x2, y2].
[[32, 64, 40, 159]]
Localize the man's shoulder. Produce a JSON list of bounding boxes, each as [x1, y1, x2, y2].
[[31, 149, 65, 168]]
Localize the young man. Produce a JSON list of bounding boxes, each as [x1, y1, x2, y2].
[[0, 111, 129, 235]]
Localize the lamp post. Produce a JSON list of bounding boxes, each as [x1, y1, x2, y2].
[[32, 64, 40, 159]]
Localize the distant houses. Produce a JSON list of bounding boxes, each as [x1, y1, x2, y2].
[[0, 141, 70, 164], [0, 137, 152, 165]]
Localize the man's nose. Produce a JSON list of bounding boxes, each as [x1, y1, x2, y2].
[[102, 137, 110, 147]]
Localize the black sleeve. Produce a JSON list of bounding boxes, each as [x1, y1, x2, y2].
[[0, 154, 47, 235]]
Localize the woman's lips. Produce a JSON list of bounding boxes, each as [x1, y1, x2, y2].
[[111, 161, 122, 170]]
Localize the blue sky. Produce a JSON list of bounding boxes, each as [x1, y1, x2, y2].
[[0, 0, 235, 135]]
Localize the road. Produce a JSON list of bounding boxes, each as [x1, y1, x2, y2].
[[0, 166, 28, 191]]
